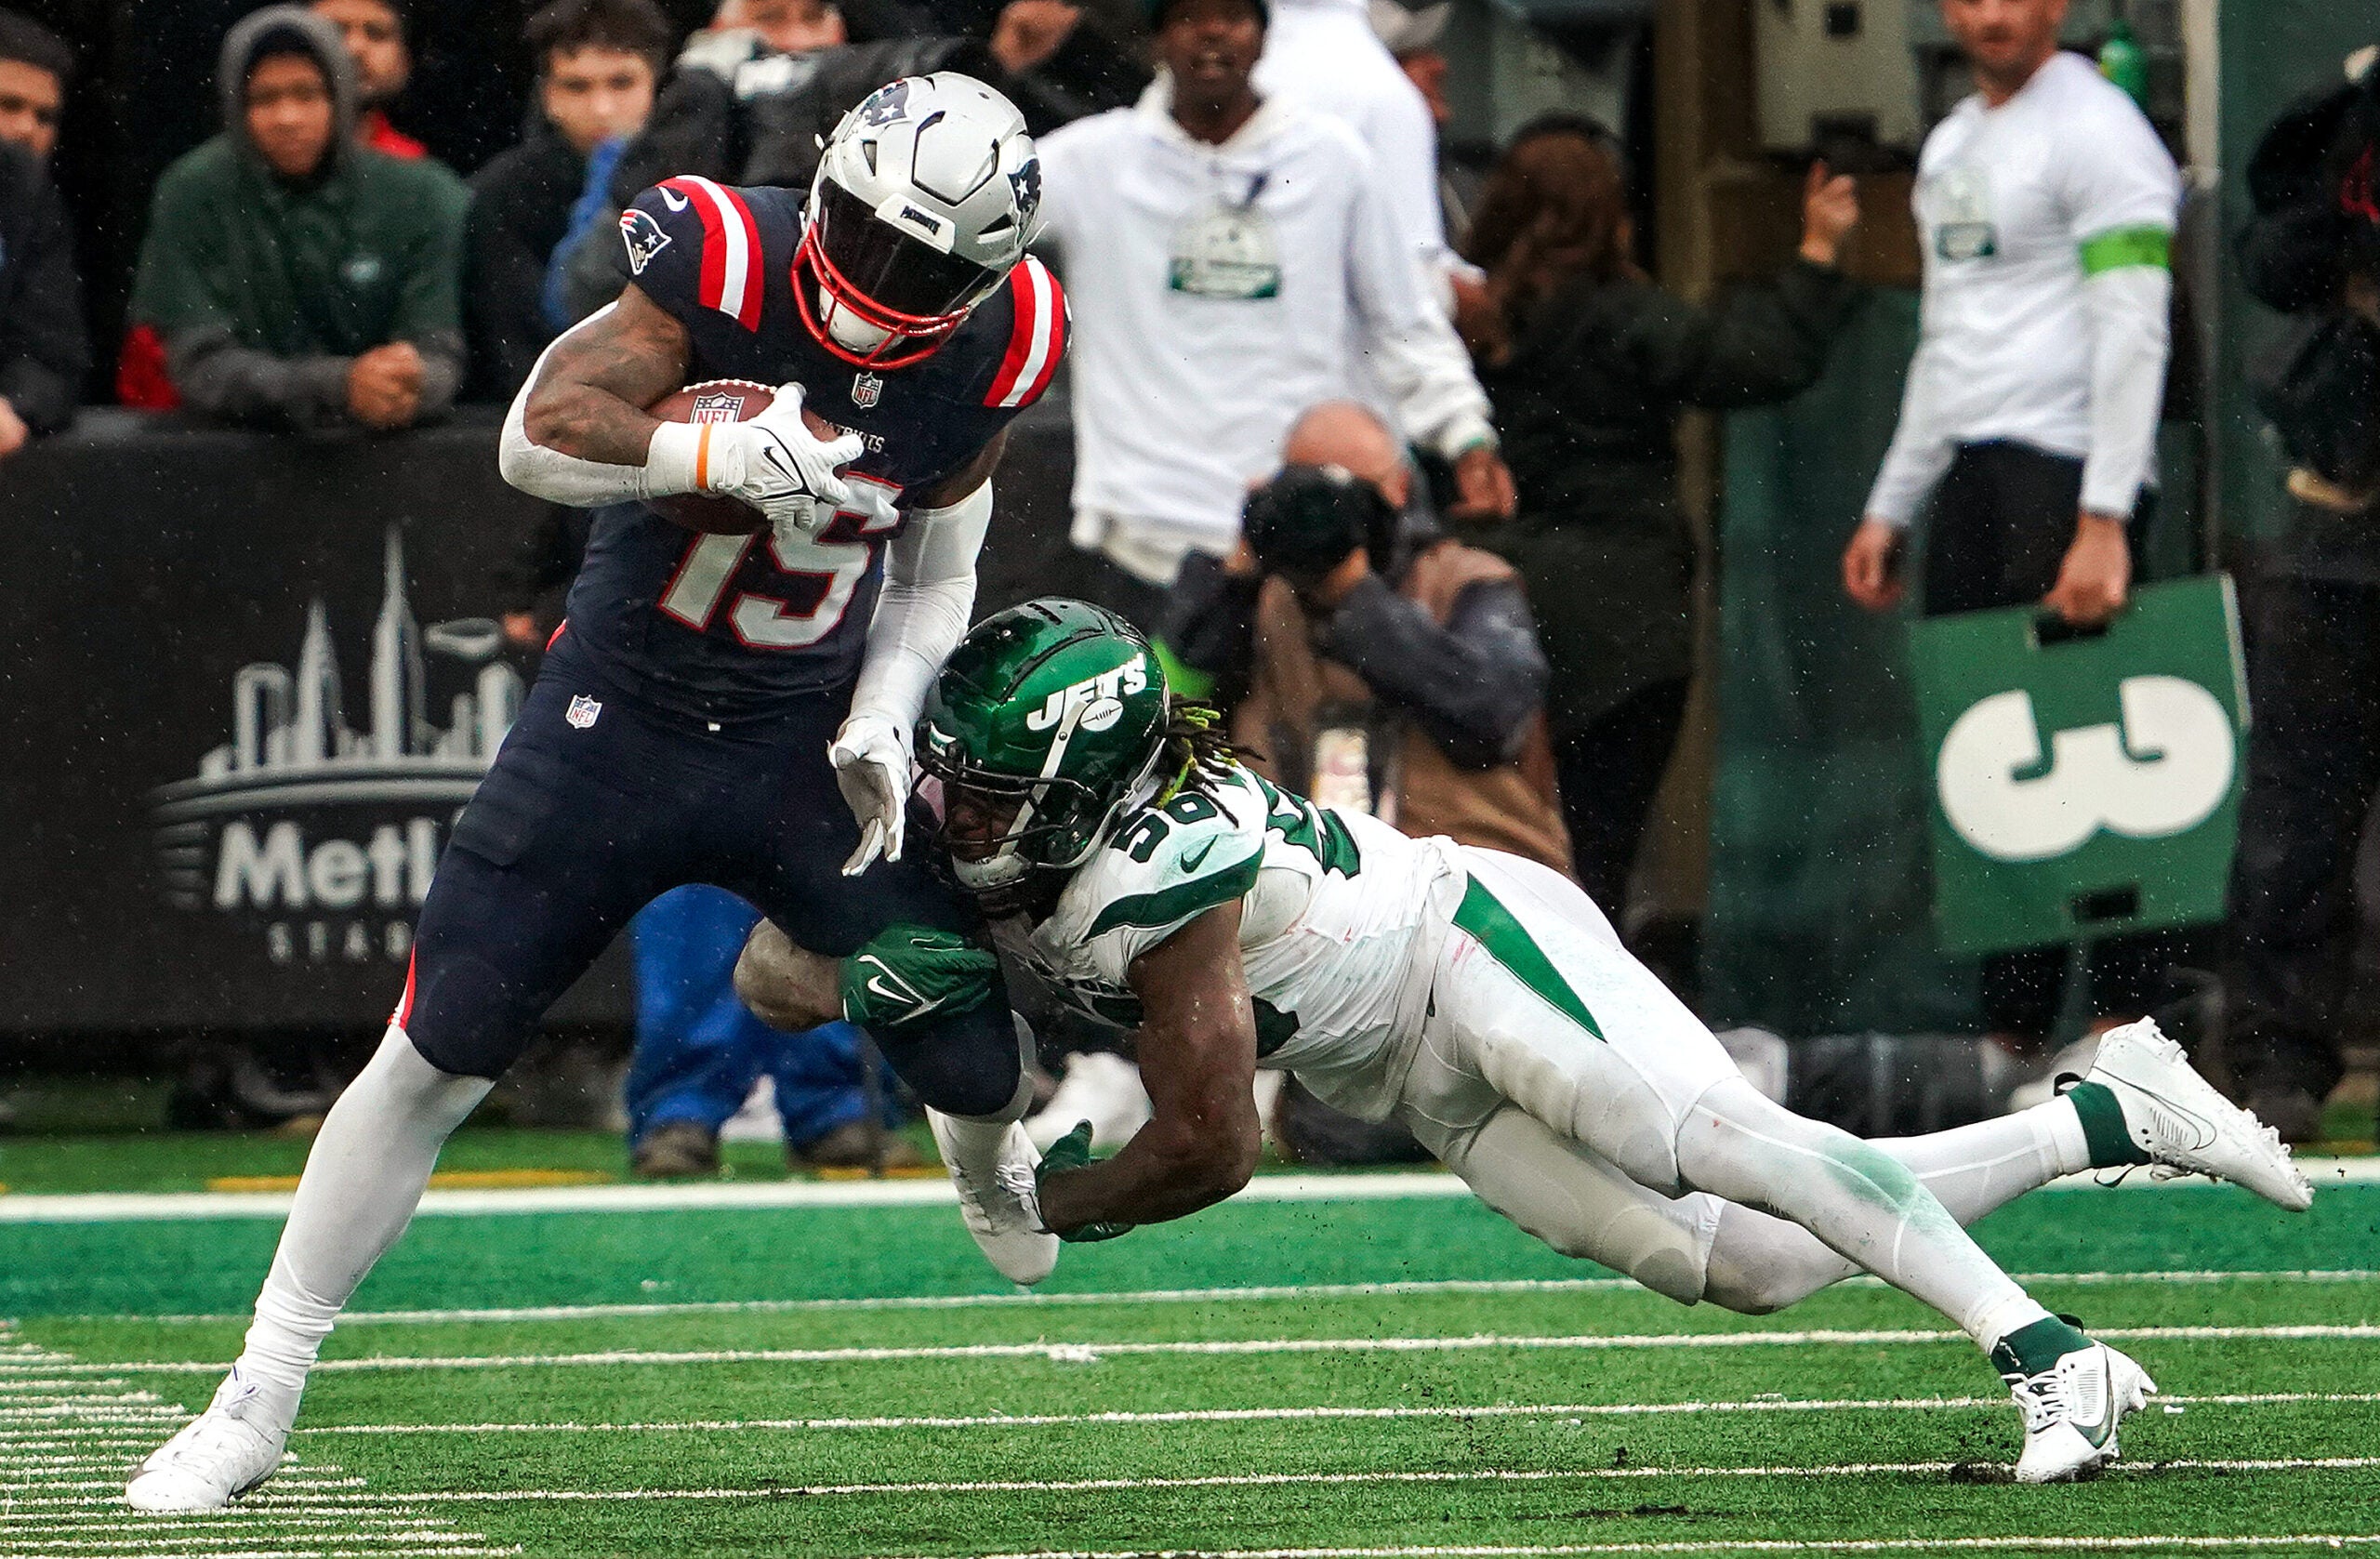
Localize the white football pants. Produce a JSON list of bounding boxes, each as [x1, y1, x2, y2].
[[1393, 850, 2081, 1337]]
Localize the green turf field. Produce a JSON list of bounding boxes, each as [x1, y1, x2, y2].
[[3, 1175, 2375, 1558]]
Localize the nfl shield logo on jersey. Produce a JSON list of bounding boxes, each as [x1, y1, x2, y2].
[[852, 371, 883, 409], [566, 694, 602, 730]]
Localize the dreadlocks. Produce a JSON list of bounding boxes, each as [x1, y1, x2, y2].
[[1154, 702, 1247, 805]]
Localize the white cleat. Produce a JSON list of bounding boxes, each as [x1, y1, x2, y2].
[[2082, 1018, 2314, 1211], [126, 1368, 291, 1513], [929, 1110, 1060, 1287], [2004, 1340, 2156, 1484]]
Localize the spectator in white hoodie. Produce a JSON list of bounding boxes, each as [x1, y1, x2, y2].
[[1037, 0, 1513, 626], [1254, 0, 1448, 279]]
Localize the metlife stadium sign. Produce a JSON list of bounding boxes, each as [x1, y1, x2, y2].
[[0, 418, 608, 1032], [149, 528, 522, 971]]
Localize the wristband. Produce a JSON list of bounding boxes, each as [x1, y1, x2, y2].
[[644, 420, 710, 497]]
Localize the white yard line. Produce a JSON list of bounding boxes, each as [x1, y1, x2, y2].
[[5, 1159, 2375, 1223], [99, 1268, 2379, 1328], [0, 1338, 503, 1559], [284, 1389, 2380, 1439], [913, 1539, 2380, 1559], [5, 1456, 2333, 1511], [0, 1172, 1461, 1223], [23, 1322, 2377, 1378]]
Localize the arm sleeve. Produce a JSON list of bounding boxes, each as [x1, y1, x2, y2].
[[1607, 261, 1862, 410], [2066, 103, 2181, 516], [2078, 263, 2173, 515], [1342, 144, 1497, 460], [1863, 337, 1958, 528], [0, 169, 89, 433], [1320, 573, 1548, 770], [846, 479, 991, 737], [496, 300, 671, 505]]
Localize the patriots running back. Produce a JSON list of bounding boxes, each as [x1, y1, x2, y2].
[[128, 73, 1067, 1514]]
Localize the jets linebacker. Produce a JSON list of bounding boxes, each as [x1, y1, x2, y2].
[[768, 598, 2310, 1484], [128, 74, 1064, 1513]]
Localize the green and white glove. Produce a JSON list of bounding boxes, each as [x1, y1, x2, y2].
[[839, 924, 1000, 1036], [1036, 1120, 1135, 1243]]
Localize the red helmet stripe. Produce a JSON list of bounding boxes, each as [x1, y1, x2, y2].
[[986, 258, 1062, 409], [667, 176, 764, 331]]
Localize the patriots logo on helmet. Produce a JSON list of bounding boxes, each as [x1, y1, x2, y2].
[[858, 79, 910, 126], [619, 208, 672, 275], [1008, 158, 1042, 221]]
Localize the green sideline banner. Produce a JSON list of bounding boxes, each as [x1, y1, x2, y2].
[[1909, 576, 2248, 957]]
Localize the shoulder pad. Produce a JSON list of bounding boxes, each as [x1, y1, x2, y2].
[[983, 255, 1067, 410], [617, 177, 764, 332], [1074, 777, 1265, 944]]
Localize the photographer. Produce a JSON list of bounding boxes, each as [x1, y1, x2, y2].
[[1153, 398, 1563, 1166], [1164, 400, 1568, 874], [2226, 47, 2380, 1142]]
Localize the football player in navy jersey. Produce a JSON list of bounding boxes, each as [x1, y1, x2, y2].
[[129, 73, 1068, 1513]]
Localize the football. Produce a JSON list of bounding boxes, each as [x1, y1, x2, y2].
[[643, 379, 837, 535]]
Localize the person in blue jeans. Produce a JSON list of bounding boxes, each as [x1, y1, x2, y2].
[[626, 886, 919, 1176]]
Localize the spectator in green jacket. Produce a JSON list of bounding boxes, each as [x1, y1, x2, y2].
[[124, 6, 469, 430]]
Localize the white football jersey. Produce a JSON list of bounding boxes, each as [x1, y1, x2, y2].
[[1013, 763, 1463, 1119]]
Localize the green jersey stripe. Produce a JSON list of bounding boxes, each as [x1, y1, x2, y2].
[[2079, 224, 2172, 275], [1086, 847, 1263, 939], [1450, 875, 1605, 1039]]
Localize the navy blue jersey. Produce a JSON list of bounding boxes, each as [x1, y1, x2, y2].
[[563, 176, 1066, 721]]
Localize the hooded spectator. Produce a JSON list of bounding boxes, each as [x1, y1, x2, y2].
[[466, 0, 673, 400], [121, 6, 469, 429]]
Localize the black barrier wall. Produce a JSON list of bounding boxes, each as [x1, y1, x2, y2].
[[0, 406, 1077, 1035]]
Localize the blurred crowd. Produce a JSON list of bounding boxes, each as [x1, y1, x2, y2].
[[3, 0, 2376, 1160]]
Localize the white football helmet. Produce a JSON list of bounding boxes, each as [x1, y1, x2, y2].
[[797, 73, 1044, 368]]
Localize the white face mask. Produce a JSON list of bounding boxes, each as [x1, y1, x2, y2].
[[818, 284, 895, 353]]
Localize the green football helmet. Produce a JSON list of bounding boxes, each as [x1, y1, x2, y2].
[[919, 598, 1170, 894]]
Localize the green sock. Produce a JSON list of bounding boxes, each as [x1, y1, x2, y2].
[[2066, 1080, 2149, 1169], [1990, 1315, 2095, 1380]]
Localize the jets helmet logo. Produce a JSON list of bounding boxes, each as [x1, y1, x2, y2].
[[1025, 654, 1147, 736], [619, 208, 672, 275]]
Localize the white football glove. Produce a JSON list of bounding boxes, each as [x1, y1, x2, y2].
[[828, 714, 912, 876], [706, 382, 866, 542]]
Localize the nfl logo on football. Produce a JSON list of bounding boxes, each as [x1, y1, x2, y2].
[[689, 390, 749, 425], [853, 371, 883, 409]]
